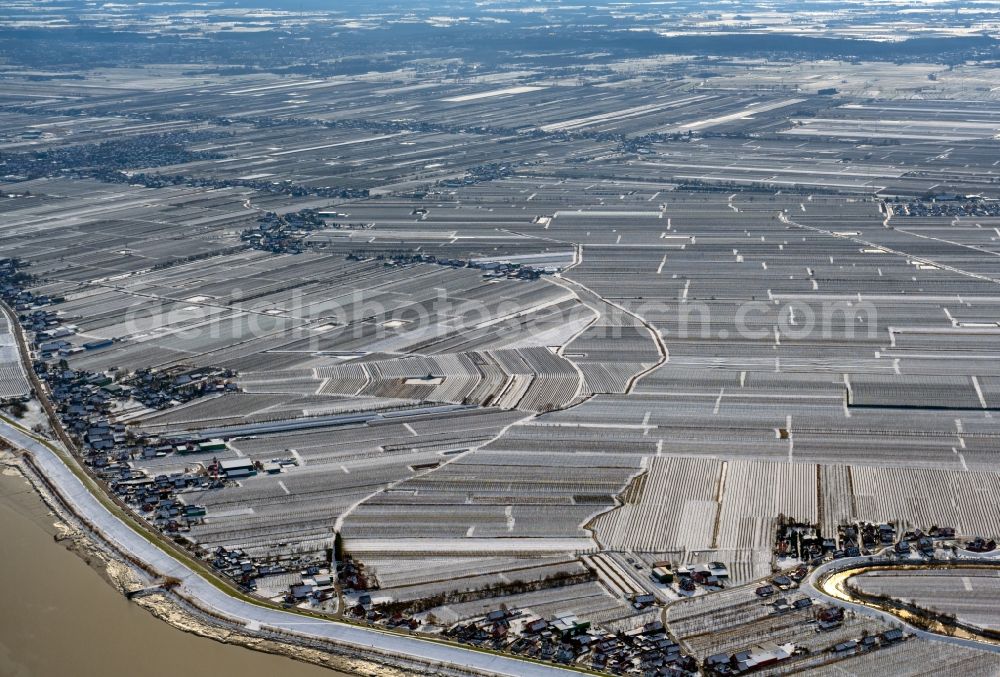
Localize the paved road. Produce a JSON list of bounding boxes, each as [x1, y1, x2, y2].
[[0, 420, 581, 676], [805, 556, 1000, 654]]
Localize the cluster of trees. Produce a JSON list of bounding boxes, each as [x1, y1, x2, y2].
[[1, 397, 27, 418], [845, 580, 962, 635], [375, 569, 597, 617]]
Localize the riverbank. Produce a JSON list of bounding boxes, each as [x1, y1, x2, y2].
[[0, 444, 403, 677]]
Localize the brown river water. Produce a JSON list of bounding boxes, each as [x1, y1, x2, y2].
[[0, 471, 352, 677]]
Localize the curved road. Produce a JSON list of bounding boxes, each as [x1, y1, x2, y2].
[[805, 556, 1000, 654], [0, 419, 583, 677]]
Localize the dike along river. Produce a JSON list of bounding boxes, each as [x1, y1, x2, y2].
[[0, 470, 350, 677]]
